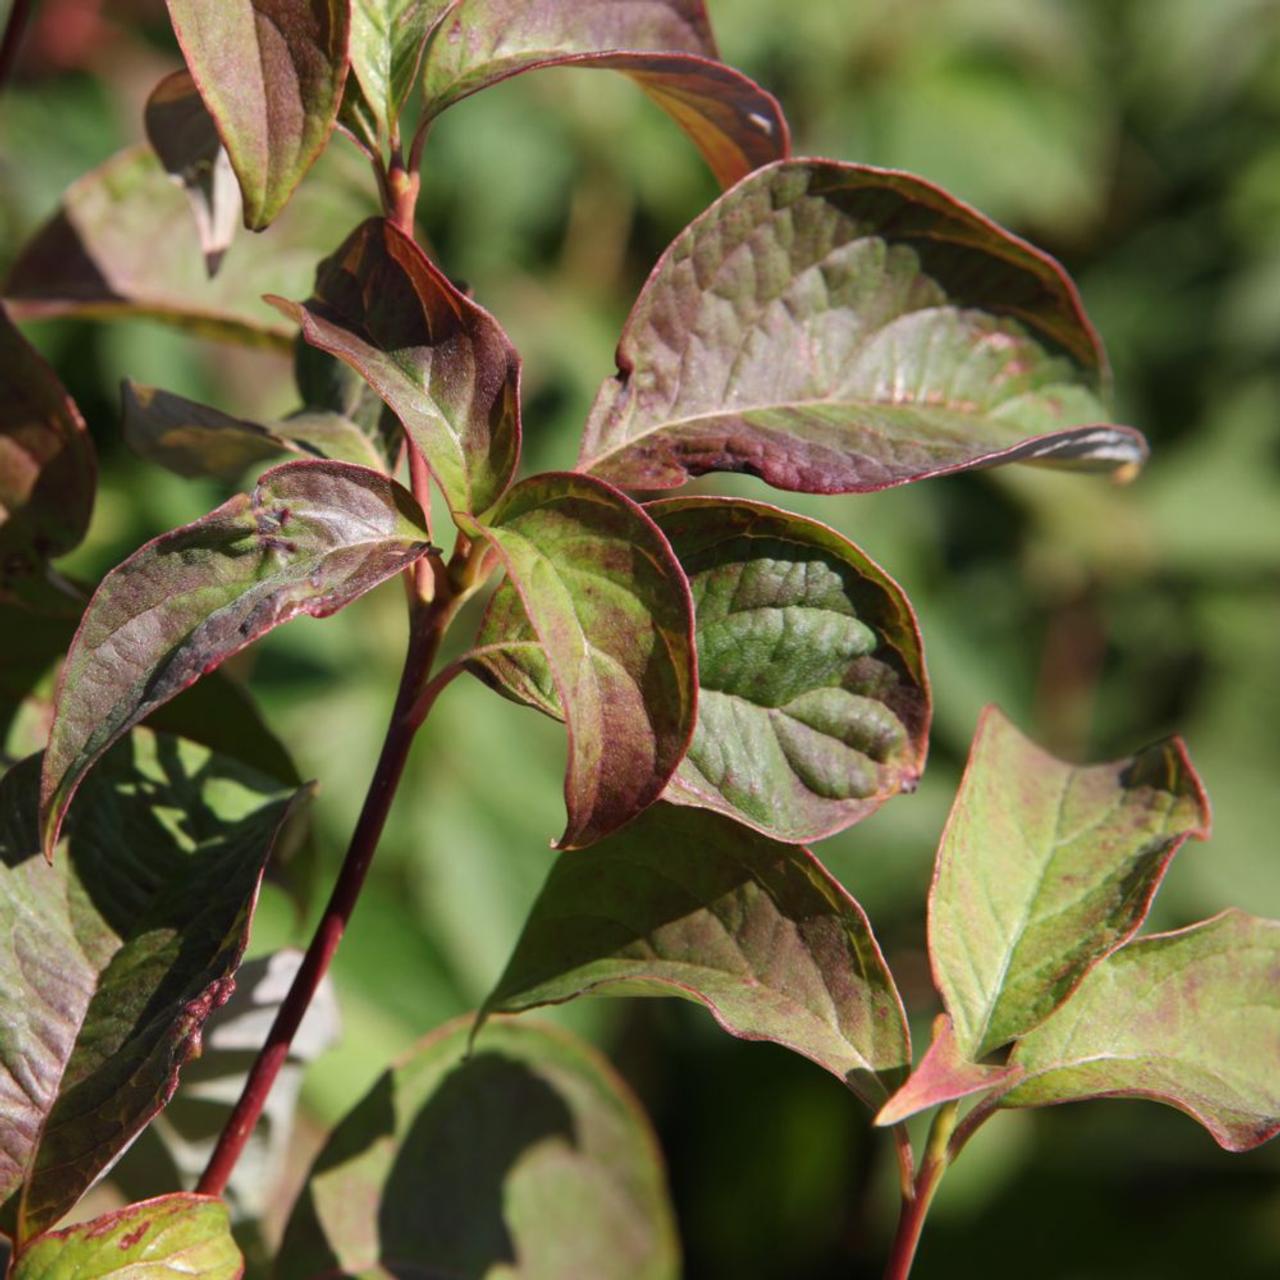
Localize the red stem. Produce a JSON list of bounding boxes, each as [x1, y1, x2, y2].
[[0, 0, 33, 93], [881, 1103, 958, 1280]]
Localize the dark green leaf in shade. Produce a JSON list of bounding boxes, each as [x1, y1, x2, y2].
[[0, 734, 302, 1241], [481, 803, 911, 1107], [0, 306, 96, 591], [269, 217, 521, 515], [578, 160, 1148, 494], [292, 338, 402, 461], [165, 0, 351, 229], [460, 473, 696, 849], [929, 707, 1211, 1061], [144, 70, 241, 276], [419, 1, 789, 188], [11, 1193, 243, 1279], [276, 1017, 678, 1280], [1002, 911, 1280, 1153], [39, 460, 430, 856]]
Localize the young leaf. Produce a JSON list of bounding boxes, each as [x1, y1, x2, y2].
[[39, 459, 430, 856], [276, 1017, 678, 1280], [166, 0, 352, 229], [269, 217, 520, 515], [578, 160, 1149, 494], [459, 472, 696, 849], [0, 306, 96, 589], [0, 733, 302, 1241], [419, 1, 789, 187], [145, 69, 242, 276], [1002, 911, 1280, 1153], [11, 1193, 242, 1279], [482, 803, 911, 1107], [929, 707, 1211, 1061]]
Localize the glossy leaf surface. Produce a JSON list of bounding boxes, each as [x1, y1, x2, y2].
[[271, 217, 520, 515], [12, 1194, 242, 1279], [166, 0, 351, 228], [40, 460, 429, 855], [0, 308, 96, 589], [343, 0, 441, 153], [483, 803, 910, 1107], [0, 734, 300, 1241], [277, 1018, 678, 1280], [930, 707, 1210, 1059], [1004, 911, 1280, 1152], [579, 160, 1148, 494], [461, 473, 696, 849], [144, 70, 241, 276]]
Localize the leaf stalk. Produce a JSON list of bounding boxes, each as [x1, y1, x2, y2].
[[882, 1102, 959, 1280]]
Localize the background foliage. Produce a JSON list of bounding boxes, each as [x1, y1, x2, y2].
[[2, 0, 1278, 1274]]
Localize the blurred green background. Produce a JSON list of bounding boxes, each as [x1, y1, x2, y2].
[[3, 0, 1279, 1275]]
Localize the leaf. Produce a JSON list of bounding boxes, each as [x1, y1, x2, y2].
[[0, 306, 96, 589], [39, 459, 430, 856], [293, 339, 402, 466], [875, 1015, 1020, 1127], [1002, 911, 1280, 1153], [578, 159, 1149, 494], [460, 472, 696, 849], [166, 0, 352, 229], [0, 733, 301, 1241], [482, 803, 911, 1107], [420, 1, 789, 188], [144, 70, 242, 276], [11, 1193, 242, 1279], [269, 217, 520, 515], [276, 1017, 678, 1280], [4, 144, 377, 348], [929, 706, 1211, 1061]]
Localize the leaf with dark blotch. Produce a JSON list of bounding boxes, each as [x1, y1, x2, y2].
[[0, 734, 301, 1241], [39, 459, 430, 856], [0, 307, 96, 589], [459, 473, 696, 849], [1002, 911, 1280, 1152], [876, 1015, 1020, 1127], [578, 160, 1148, 494], [166, 0, 351, 229], [269, 217, 520, 515], [482, 803, 910, 1107], [11, 1193, 243, 1278], [930, 707, 1211, 1061], [276, 1017, 677, 1280], [145, 70, 242, 276], [419, 1, 789, 188], [4, 145, 378, 348]]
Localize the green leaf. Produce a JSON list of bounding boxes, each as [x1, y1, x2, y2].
[[578, 160, 1148, 494], [276, 1017, 678, 1280], [420, 1, 789, 187], [1003, 911, 1280, 1152], [0, 306, 96, 590], [270, 217, 521, 516], [39, 459, 430, 856], [12, 1193, 242, 1279], [166, 0, 352, 229], [144, 70, 241, 277], [930, 707, 1211, 1060], [460, 472, 696, 849], [0, 733, 301, 1241], [482, 803, 911, 1107]]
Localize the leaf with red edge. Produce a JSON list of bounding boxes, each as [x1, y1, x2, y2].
[[39, 460, 429, 857], [0, 733, 302, 1242], [166, 0, 352, 229], [0, 307, 96, 592], [270, 217, 521, 516], [578, 160, 1148, 495], [419, 0, 789, 187], [929, 707, 1211, 1061], [145, 70, 242, 276], [460, 473, 696, 850], [1003, 911, 1280, 1153]]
